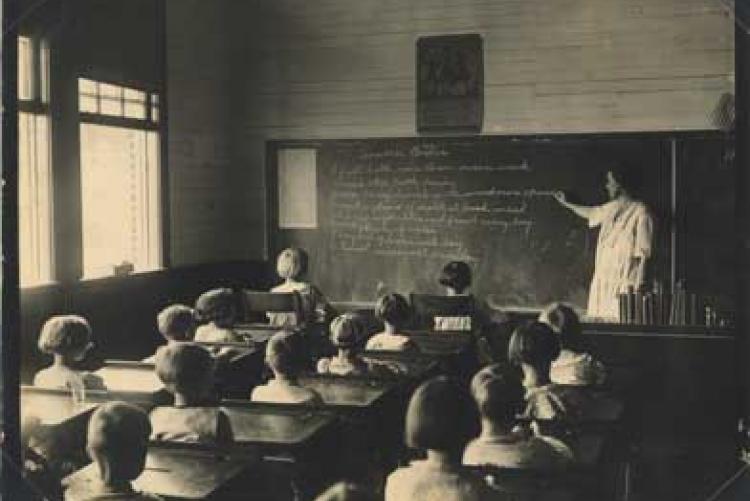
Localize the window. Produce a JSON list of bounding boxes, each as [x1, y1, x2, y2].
[[18, 36, 53, 287], [78, 78, 162, 278]]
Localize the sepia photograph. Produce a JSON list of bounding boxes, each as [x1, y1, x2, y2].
[[1, 0, 749, 499]]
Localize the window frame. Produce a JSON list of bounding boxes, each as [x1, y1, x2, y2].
[[18, 34, 55, 289], [76, 77, 165, 280]]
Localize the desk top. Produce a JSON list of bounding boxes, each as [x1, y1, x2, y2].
[[361, 352, 439, 380], [63, 446, 248, 500], [401, 331, 472, 357], [21, 388, 96, 426], [95, 362, 164, 394], [298, 376, 394, 408], [220, 404, 336, 446], [233, 325, 277, 344]]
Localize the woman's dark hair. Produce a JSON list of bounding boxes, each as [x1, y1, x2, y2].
[[507, 321, 560, 373], [438, 261, 472, 293], [375, 293, 411, 329], [608, 162, 643, 196], [404, 376, 477, 457]]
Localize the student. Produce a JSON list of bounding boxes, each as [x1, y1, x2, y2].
[[366, 294, 419, 352], [69, 401, 162, 500], [317, 313, 404, 377], [194, 288, 241, 343], [269, 247, 333, 327], [251, 330, 323, 405], [385, 377, 492, 501], [463, 364, 573, 470], [538, 302, 607, 386], [34, 315, 105, 391], [508, 322, 588, 430], [143, 304, 196, 363], [437, 261, 507, 329], [149, 343, 233, 444]]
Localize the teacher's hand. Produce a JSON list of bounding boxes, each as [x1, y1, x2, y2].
[[552, 191, 567, 205]]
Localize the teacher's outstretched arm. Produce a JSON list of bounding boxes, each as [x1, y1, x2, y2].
[[552, 191, 595, 219]]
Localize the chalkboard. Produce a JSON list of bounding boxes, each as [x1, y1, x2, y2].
[[270, 135, 672, 309]]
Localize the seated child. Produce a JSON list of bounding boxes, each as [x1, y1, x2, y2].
[[269, 247, 334, 327], [508, 322, 590, 433], [34, 315, 105, 391], [251, 330, 323, 405], [194, 288, 241, 343], [149, 343, 233, 444], [70, 401, 162, 500], [317, 313, 404, 377], [437, 261, 507, 331], [463, 364, 573, 470], [143, 304, 196, 363], [385, 377, 493, 501], [539, 302, 606, 386], [366, 294, 419, 352]]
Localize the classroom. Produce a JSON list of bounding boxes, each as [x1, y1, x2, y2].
[[4, 0, 749, 500]]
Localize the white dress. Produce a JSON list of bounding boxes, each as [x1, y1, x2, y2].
[[587, 198, 654, 320]]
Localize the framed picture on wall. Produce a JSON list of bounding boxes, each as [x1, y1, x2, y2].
[[416, 34, 483, 133]]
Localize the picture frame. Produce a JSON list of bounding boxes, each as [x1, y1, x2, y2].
[[416, 34, 483, 133]]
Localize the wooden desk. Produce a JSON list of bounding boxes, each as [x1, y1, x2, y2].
[[21, 386, 97, 427], [219, 403, 337, 450], [362, 352, 440, 381], [402, 330, 473, 357], [94, 361, 165, 400], [63, 446, 248, 500], [297, 376, 395, 409], [233, 324, 277, 344]]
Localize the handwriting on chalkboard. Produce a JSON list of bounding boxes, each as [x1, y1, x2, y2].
[[329, 158, 555, 261]]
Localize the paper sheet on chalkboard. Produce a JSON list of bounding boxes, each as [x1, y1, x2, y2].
[[278, 148, 317, 229]]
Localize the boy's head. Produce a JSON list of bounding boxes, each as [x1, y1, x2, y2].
[[276, 247, 309, 280], [266, 330, 305, 378], [470, 364, 525, 427], [405, 376, 477, 458], [375, 293, 411, 330], [155, 343, 215, 400], [538, 302, 583, 351], [606, 162, 643, 199], [508, 321, 561, 374], [438, 261, 472, 293], [157, 304, 196, 342], [195, 288, 236, 327], [329, 313, 366, 349], [37, 315, 93, 361], [86, 402, 151, 485]]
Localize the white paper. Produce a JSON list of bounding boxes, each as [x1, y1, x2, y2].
[[278, 148, 317, 229]]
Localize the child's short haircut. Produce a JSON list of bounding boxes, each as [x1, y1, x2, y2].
[[195, 288, 235, 323], [155, 343, 214, 394], [87, 401, 151, 481], [405, 376, 476, 456], [539, 302, 584, 352], [508, 321, 560, 370], [37, 315, 92, 355], [375, 293, 411, 329], [276, 247, 309, 280], [438, 261, 472, 292], [266, 330, 305, 377], [470, 364, 524, 425], [329, 313, 366, 349], [157, 304, 196, 341]]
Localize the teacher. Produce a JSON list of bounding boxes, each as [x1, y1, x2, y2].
[[553, 166, 655, 320]]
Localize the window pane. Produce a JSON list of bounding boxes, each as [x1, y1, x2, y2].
[[80, 95, 98, 113], [19, 112, 53, 286], [151, 104, 159, 123], [18, 37, 33, 100], [124, 100, 146, 119], [40, 40, 50, 103], [124, 88, 145, 102], [79, 78, 97, 94], [100, 97, 122, 116], [80, 124, 161, 278], [99, 82, 121, 99]]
